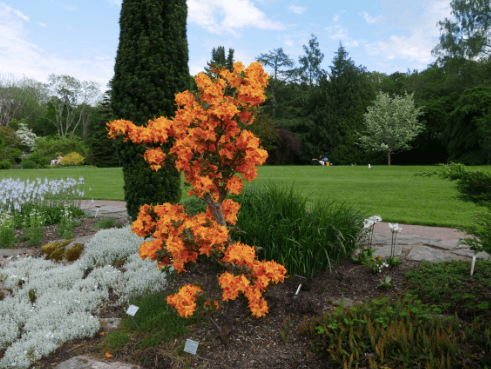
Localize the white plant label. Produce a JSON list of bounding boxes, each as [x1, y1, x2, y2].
[[184, 339, 199, 355], [470, 255, 477, 277], [126, 305, 139, 316]]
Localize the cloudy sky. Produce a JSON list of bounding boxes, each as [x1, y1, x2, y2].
[[0, 0, 468, 106]]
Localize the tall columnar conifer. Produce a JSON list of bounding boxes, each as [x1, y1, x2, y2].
[[110, 0, 189, 221]]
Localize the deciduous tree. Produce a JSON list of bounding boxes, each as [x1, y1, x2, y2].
[[44, 74, 102, 138], [356, 90, 425, 165], [431, 0, 491, 69]]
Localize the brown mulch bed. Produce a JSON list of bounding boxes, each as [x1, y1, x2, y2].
[[1, 217, 489, 369]]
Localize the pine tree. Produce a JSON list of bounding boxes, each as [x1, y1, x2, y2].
[[110, 0, 189, 221]]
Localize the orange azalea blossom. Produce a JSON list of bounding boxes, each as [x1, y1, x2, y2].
[[107, 63, 268, 202], [108, 62, 286, 320], [221, 242, 256, 267], [166, 284, 203, 318]]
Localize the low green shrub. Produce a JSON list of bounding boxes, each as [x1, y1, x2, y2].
[[27, 151, 50, 166], [299, 290, 491, 368], [32, 133, 89, 161], [0, 159, 12, 169], [20, 159, 39, 169], [0, 147, 22, 165]]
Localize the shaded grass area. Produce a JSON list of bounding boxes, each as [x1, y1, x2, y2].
[[1, 164, 488, 229]]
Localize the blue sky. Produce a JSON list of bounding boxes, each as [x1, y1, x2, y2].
[[0, 0, 470, 106]]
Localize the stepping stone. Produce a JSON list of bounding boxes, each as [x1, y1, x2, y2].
[[53, 355, 144, 369], [370, 233, 441, 245], [406, 246, 455, 263], [424, 239, 462, 250], [450, 248, 491, 261]]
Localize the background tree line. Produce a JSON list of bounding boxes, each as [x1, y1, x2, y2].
[[1, 0, 491, 168]]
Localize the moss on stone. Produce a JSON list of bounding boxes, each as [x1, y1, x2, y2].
[[65, 243, 84, 262], [40, 239, 74, 263]]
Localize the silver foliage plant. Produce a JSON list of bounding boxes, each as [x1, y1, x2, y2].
[[0, 225, 170, 369]]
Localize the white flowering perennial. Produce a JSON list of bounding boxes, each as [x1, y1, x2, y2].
[[0, 224, 171, 369], [388, 223, 402, 233], [0, 176, 85, 214]]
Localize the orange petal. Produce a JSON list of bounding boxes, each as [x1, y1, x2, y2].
[[106, 353, 113, 358]]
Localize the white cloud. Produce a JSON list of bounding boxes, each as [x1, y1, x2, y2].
[[63, 6, 76, 11], [284, 40, 293, 46], [343, 40, 359, 47], [363, 0, 458, 64], [333, 14, 339, 22], [12, 8, 29, 21], [359, 10, 382, 24], [325, 24, 350, 42], [1, 3, 29, 21], [0, 5, 113, 102], [39, 22, 46, 27], [67, 25, 73, 30], [288, 5, 306, 15], [187, 0, 287, 37]]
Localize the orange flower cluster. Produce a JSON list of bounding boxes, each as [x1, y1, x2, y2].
[[107, 62, 287, 320]]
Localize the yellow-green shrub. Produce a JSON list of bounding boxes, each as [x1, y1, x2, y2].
[[61, 152, 85, 166]]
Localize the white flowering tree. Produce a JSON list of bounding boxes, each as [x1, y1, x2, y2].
[[355, 90, 425, 165], [15, 122, 38, 157]]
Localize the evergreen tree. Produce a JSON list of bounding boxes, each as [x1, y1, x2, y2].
[[302, 44, 368, 163], [203, 46, 236, 97], [110, 0, 189, 221], [88, 81, 120, 167]]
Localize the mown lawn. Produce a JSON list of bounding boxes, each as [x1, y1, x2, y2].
[[1, 164, 488, 229]]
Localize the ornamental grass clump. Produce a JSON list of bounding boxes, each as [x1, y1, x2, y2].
[[222, 180, 370, 278]]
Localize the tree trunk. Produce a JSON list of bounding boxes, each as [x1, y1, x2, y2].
[[388, 149, 392, 166]]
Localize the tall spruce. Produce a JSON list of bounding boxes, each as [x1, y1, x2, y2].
[[203, 46, 236, 97], [111, 0, 188, 221], [301, 41, 381, 164]]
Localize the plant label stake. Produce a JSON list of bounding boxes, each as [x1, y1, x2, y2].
[[183, 339, 208, 360], [294, 284, 302, 298], [95, 205, 101, 218], [184, 339, 199, 354], [126, 305, 143, 335], [470, 254, 477, 277]]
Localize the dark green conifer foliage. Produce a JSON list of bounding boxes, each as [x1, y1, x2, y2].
[[88, 82, 120, 168], [111, 0, 189, 221], [203, 46, 236, 97]]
